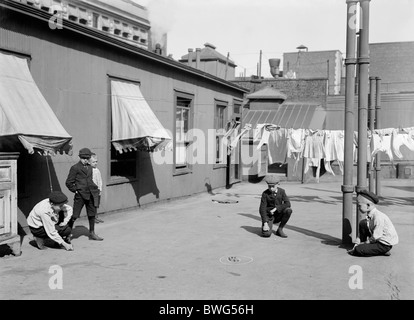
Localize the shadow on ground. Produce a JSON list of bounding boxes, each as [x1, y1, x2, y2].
[[239, 212, 350, 250]]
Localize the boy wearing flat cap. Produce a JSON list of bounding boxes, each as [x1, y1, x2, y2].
[[348, 189, 398, 257], [65, 147, 103, 241], [259, 174, 293, 238], [27, 191, 74, 251]]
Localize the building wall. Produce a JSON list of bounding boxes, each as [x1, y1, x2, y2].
[[369, 42, 414, 93], [233, 78, 328, 106], [283, 50, 342, 95], [0, 7, 244, 221]]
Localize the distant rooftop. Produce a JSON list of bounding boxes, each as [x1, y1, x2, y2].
[[179, 43, 236, 67]]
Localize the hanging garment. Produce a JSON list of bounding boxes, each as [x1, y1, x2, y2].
[[287, 128, 305, 159], [302, 130, 326, 182], [393, 129, 414, 159], [324, 130, 345, 175], [257, 124, 281, 150], [286, 128, 306, 178], [268, 128, 288, 165], [229, 124, 252, 152], [371, 131, 394, 162]]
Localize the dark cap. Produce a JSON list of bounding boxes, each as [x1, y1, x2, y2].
[[264, 174, 280, 186], [357, 189, 379, 204], [79, 148, 92, 158], [49, 191, 68, 205]]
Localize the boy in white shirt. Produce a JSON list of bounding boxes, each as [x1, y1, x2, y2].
[[90, 153, 103, 223], [27, 191, 74, 251]]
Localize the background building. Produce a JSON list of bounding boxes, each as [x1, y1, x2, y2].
[[0, 0, 247, 236]]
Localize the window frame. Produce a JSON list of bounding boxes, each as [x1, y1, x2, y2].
[[173, 90, 194, 176], [107, 75, 140, 186], [214, 99, 228, 168]]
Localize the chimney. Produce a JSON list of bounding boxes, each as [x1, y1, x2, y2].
[[188, 48, 193, 68], [269, 58, 281, 78], [195, 48, 201, 69], [155, 43, 162, 55]]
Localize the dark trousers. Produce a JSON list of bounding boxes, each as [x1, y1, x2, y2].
[[30, 225, 71, 241], [72, 193, 97, 219], [262, 208, 292, 237], [353, 220, 392, 256]]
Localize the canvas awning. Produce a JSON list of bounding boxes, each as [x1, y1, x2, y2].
[[242, 102, 326, 138], [111, 80, 172, 153], [0, 53, 72, 155]]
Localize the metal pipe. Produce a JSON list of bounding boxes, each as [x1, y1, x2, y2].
[[375, 77, 382, 196], [356, 0, 370, 235], [342, 0, 358, 244], [195, 48, 201, 69], [368, 76, 376, 192], [187, 48, 193, 68]]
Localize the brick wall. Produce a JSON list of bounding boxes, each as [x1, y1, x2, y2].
[[232, 78, 328, 106], [369, 42, 414, 93]]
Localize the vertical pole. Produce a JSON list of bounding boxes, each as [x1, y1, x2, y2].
[[375, 77, 382, 196], [356, 0, 370, 236], [259, 50, 262, 78], [342, 0, 358, 244], [225, 52, 229, 80], [368, 76, 376, 192], [327, 60, 330, 94]]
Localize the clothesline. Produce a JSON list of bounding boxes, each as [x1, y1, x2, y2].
[[225, 123, 414, 182]]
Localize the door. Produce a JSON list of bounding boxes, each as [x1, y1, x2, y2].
[[0, 153, 18, 238]]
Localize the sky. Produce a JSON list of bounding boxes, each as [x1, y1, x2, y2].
[[133, 0, 414, 78]]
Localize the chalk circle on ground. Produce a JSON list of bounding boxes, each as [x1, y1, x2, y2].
[[212, 199, 239, 204], [219, 255, 254, 265]]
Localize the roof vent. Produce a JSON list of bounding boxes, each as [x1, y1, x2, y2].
[[204, 43, 216, 50]]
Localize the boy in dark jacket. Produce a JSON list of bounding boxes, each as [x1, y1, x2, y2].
[[66, 147, 103, 241], [259, 175, 293, 238]]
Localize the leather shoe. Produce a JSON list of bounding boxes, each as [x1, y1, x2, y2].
[[276, 229, 288, 238], [89, 232, 104, 241], [35, 237, 46, 250], [64, 234, 73, 244]]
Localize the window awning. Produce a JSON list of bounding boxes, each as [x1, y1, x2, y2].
[[242, 103, 326, 138], [0, 53, 73, 155], [111, 80, 172, 153]]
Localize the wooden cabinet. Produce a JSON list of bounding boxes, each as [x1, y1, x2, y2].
[[0, 152, 20, 256]]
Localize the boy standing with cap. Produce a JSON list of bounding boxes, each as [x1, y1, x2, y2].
[[27, 191, 74, 251], [348, 189, 398, 257], [259, 174, 293, 238], [65, 147, 103, 241]]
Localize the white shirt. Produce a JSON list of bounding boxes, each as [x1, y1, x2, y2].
[[27, 199, 73, 244], [92, 167, 103, 192], [366, 207, 399, 246]]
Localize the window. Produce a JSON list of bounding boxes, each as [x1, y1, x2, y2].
[[174, 91, 193, 172], [92, 13, 99, 28], [233, 102, 242, 115], [110, 144, 137, 179], [109, 78, 138, 181], [215, 101, 228, 164]]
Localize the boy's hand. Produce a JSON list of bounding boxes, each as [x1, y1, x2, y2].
[[61, 242, 74, 251]]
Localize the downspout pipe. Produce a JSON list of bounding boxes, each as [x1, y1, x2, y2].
[[368, 76, 376, 192], [342, 0, 358, 244], [356, 0, 371, 236], [375, 77, 382, 196]]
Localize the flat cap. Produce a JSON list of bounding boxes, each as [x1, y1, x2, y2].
[[49, 191, 68, 205], [78, 147, 92, 158], [357, 189, 379, 204], [264, 174, 280, 185]]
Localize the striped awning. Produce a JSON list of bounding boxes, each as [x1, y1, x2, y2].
[[0, 53, 72, 155], [111, 80, 171, 153]]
